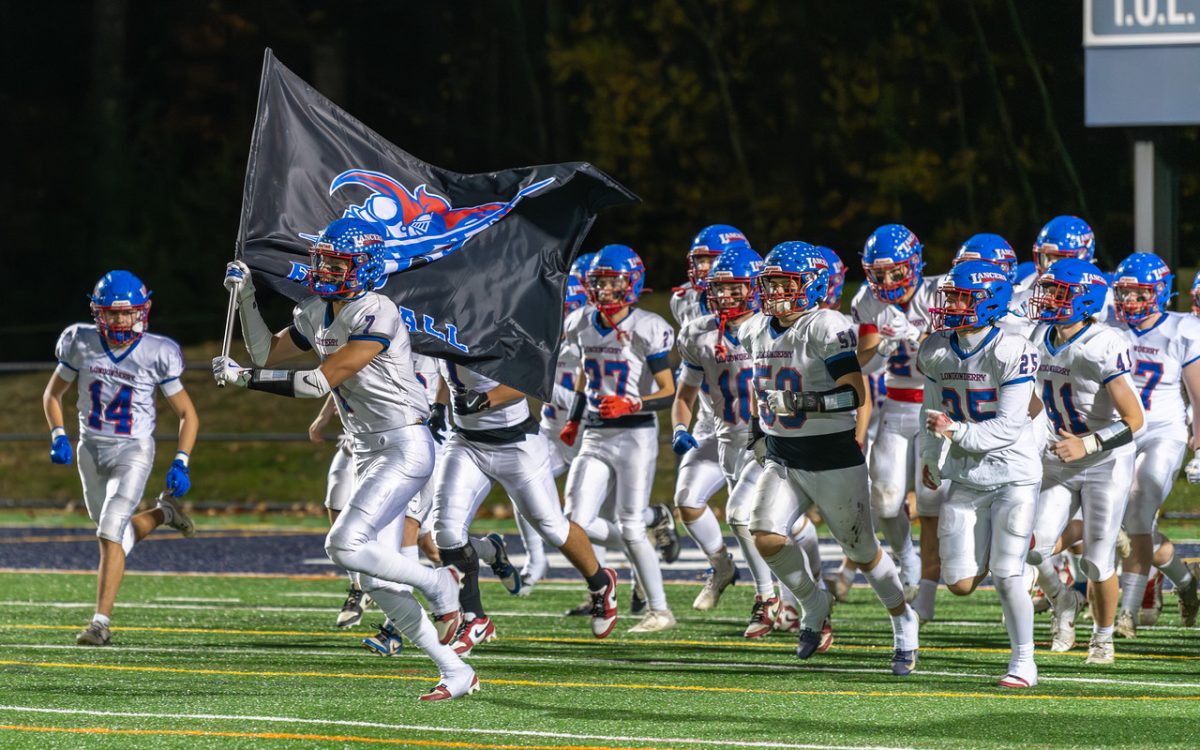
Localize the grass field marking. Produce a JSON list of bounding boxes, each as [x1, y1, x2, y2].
[[0, 724, 667, 750], [0, 566, 339, 581], [152, 596, 241, 603], [7, 643, 1200, 691], [0, 706, 926, 750], [3, 659, 1199, 703], [0, 529, 317, 545], [12, 623, 1200, 662]]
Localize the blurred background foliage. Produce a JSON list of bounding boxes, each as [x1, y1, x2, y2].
[[5, 0, 1200, 358]]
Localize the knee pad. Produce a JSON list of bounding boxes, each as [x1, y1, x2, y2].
[[1079, 553, 1114, 582], [618, 519, 648, 545], [96, 514, 132, 546], [870, 483, 905, 519], [433, 525, 469, 550], [537, 516, 570, 548]]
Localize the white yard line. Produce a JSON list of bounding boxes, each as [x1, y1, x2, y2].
[[152, 597, 241, 603], [0, 704, 927, 750]]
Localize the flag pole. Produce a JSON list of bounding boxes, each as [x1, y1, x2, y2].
[[217, 289, 238, 388]]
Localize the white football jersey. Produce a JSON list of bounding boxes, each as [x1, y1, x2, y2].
[[412, 353, 442, 407], [542, 335, 582, 428], [564, 306, 674, 418], [677, 315, 755, 439], [739, 309, 859, 438], [1122, 312, 1200, 442], [292, 293, 428, 435], [851, 275, 942, 393], [438, 360, 531, 431], [54, 324, 184, 440], [669, 284, 710, 328], [1032, 321, 1140, 468], [917, 328, 1042, 488]]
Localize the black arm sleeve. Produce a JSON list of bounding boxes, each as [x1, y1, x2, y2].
[[247, 369, 297, 397], [798, 383, 862, 414], [640, 395, 673, 412], [567, 391, 587, 422], [647, 355, 673, 374], [825, 353, 862, 381], [1095, 419, 1134, 451]]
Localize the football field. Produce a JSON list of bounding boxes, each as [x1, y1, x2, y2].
[[1, 527, 1198, 749]]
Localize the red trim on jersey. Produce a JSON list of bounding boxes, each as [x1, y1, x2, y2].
[[886, 387, 924, 403], [858, 323, 879, 336]]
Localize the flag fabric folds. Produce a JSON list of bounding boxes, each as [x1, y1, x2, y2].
[[235, 49, 637, 400]]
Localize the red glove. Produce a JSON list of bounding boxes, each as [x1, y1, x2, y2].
[[598, 395, 642, 419], [559, 420, 580, 447]]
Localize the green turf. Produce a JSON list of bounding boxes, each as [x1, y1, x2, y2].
[[0, 570, 1198, 749]]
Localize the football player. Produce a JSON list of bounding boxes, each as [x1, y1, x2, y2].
[[851, 224, 943, 622], [1027, 258, 1144, 665], [919, 261, 1042, 687], [214, 218, 475, 700], [44, 270, 199, 646], [1109, 252, 1200, 637], [744, 242, 920, 675], [560, 244, 679, 632]]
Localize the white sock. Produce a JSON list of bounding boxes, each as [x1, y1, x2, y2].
[[383, 586, 464, 675], [517, 511, 547, 577], [158, 501, 175, 525], [863, 552, 906, 611], [1036, 558, 1064, 599], [876, 515, 915, 583], [794, 521, 823, 587], [347, 570, 362, 590], [731, 523, 776, 597], [623, 535, 668, 610], [92, 613, 110, 627], [1159, 555, 1194, 589], [913, 578, 938, 620], [778, 581, 797, 605], [1093, 624, 1114, 640], [1119, 572, 1148, 615], [763, 544, 825, 629], [889, 606, 919, 651], [683, 506, 725, 557], [995, 574, 1034, 674]]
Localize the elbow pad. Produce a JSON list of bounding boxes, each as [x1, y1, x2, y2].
[[1081, 419, 1134, 455], [799, 384, 861, 413], [247, 368, 331, 399]]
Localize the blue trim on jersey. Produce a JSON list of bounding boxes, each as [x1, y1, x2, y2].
[[949, 327, 999, 360], [324, 303, 334, 328], [158, 375, 181, 385], [682, 361, 704, 371], [1184, 354, 1200, 368], [723, 329, 741, 347], [1000, 375, 1034, 387], [925, 374, 937, 384], [99, 331, 142, 364], [1043, 322, 1092, 357], [823, 350, 856, 366], [646, 351, 670, 362], [591, 310, 614, 336], [348, 334, 391, 350], [1103, 369, 1130, 384], [1128, 313, 1168, 337], [57, 360, 78, 372], [699, 295, 710, 316]]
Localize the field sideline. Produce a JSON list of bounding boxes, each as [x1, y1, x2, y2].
[[2, 524, 1200, 749]]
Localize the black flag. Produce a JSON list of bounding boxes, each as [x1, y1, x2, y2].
[[235, 49, 637, 400]]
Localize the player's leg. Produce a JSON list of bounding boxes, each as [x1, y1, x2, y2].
[[1031, 464, 1086, 652], [911, 432, 945, 624], [674, 430, 727, 568], [325, 446, 369, 628], [616, 427, 673, 632], [811, 462, 918, 675], [868, 405, 920, 593], [727, 457, 778, 617], [1151, 531, 1200, 626], [1118, 438, 1186, 637], [983, 483, 1039, 687], [1080, 453, 1135, 664]]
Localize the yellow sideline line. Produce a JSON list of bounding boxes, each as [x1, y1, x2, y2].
[[0, 659, 1197, 702], [9, 623, 1200, 662], [0, 724, 657, 750]]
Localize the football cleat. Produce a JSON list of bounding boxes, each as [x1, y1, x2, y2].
[[75, 620, 111, 646], [1177, 563, 1200, 627], [1049, 588, 1085, 652], [336, 586, 372, 629], [155, 492, 195, 538], [692, 554, 738, 611], [823, 572, 852, 604], [484, 533, 521, 596], [588, 567, 619, 638], [631, 579, 648, 616], [1138, 570, 1163, 626], [431, 566, 464, 645], [997, 672, 1037, 689], [361, 621, 403, 656], [891, 648, 919, 676], [649, 506, 681, 563], [1085, 634, 1115, 665], [744, 594, 781, 639], [1031, 590, 1051, 614], [774, 602, 800, 633], [1114, 610, 1137, 640], [628, 609, 677, 633], [419, 671, 480, 702], [818, 618, 834, 653], [451, 616, 496, 656]]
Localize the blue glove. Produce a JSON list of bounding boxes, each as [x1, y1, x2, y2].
[[166, 458, 191, 497], [50, 431, 72, 465], [672, 427, 698, 455]]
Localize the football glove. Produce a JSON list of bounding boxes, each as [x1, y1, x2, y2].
[[598, 395, 641, 419], [671, 426, 698, 455], [1186, 457, 1200, 485], [452, 389, 490, 415], [49, 428, 72, 465], [764, 390, 800, 417], [223, 260, 255, 301], [559, 420, 580, 447], [921, 462, 942, 491], [747, 417, 767, 466], [212, 356, 252, 388], [925, 410, 957, 439], [427, 403, 448, 444], [166, 457, 191, 497]]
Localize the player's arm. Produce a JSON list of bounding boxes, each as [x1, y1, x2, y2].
[[932, 379, 1035, 453], [308, 394, 338, 443], [43, 372, 74, 465], [671, 382, 700, 431], [1052, 374, 1144, 463], [261, 326, 311, 367], [214, 339, 382, 397], [162, 386, 199, 496], [1182, 359, 1200, 450], [764, 349, 864, 417], [853, 374, 871, 448], [856, 328, 880, 367]]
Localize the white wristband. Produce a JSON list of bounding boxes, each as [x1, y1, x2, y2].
[[174, 451, 190, 467], [51, 427, 67, 440], [673, 423, 689, 434], [1081, 433, 1102, 455]]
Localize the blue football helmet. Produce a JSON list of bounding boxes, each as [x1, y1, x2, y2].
[[1192, 270, 1200, 316], [309, 217, 387, 300], [758, 241, 829, 316], [1033, 215, 1095, 274], [931, 260, 1013, 331], [564, 252, 595, 313], [688, 224, 751, 290], [816, 246, 847, 307], [706, 245, 764, 320], [1030, 258, 1109, 324], [588, 244, 645, 316], [90, 270, 152, 345], [954, 233, 1018, 284], [862, 224, 924, 303], [1113, 252, 1174, 324]]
